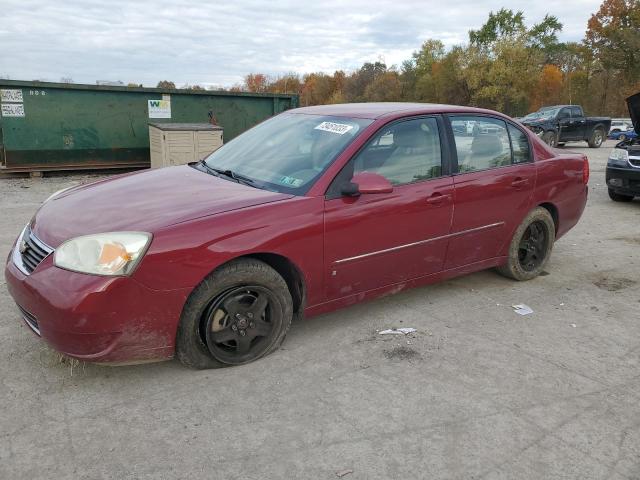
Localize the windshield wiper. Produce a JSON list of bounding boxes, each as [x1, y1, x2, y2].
[[199, 160, 258, 188]]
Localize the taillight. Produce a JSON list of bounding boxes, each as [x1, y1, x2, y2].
[[583, 156, 589, 184]]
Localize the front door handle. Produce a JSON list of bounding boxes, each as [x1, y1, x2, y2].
[[510, 178, 529, 189], [426, 193, 451, 205]]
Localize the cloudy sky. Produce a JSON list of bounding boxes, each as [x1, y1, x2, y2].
[[0, 0, 602, 88]]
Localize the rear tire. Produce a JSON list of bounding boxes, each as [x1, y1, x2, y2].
[[588, 128, 604, 148], [176, 259, 293, 369], [497, 207, 555, 281], [608, 189, 634, 202], [619, 134, 627, 141]]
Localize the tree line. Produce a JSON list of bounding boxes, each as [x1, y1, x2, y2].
[[156, 0, 639, 117]]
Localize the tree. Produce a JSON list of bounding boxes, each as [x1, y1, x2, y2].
[[530, 64, 564, 110], [364, 71, 402, 101], [585, 0, 640, 114], [156, 80, 176, 89], [528, 15, 564, 62], [343, 62, 387, 102], [469, 9, 526, 47], [411, 40, 446, 101], [244, 73, 268, 93]]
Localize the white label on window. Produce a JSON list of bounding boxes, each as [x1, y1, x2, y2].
[[314, 121, 354, 135], [1, 89, 23, 103], [1, 103, 25, 117]]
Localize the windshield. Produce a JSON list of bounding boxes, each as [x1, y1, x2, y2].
[[526, 108, 560, 120], [203, 113, 373, 194]]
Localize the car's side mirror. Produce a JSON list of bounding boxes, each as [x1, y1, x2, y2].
[[341, 172, 393, 196]]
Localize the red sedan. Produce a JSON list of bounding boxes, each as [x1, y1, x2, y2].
[[5, 103, 588, 368]]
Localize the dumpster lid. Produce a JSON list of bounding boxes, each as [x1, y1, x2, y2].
[[149, 123, 223, 131]]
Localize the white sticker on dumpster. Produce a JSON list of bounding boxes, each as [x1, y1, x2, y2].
[[148, 99, 171, 118], [1, 103, 25, 117], [314, 122, 354, 135], [1, 89, 23, 103]]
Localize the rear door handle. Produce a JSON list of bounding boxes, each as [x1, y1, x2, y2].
[[511, 178, 529, 188], [426, 193, 451, 205]]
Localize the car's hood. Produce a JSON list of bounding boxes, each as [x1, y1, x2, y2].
[[32, 165, 293, 247], [521, 117, 549, 126], [627, 92, 640, 134]]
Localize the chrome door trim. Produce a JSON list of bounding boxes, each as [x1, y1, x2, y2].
[[333, 222, 505, 265]]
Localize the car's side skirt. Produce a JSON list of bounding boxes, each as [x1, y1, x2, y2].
[[305, 256, 507, 317]]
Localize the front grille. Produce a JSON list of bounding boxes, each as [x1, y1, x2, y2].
[[629, 157, 640, 168], [18, 226, 54, 274], [17, 304, 40, 335]]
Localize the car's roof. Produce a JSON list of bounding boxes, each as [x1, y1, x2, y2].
[[287, 102, 509, 120]]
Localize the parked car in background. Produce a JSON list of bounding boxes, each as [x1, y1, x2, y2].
[[5, 103, 589, 368], [607, 93, 640, 202], [609, 119, 633, 134], [521, 105, 610, 148], [608, 129, 637, 141]]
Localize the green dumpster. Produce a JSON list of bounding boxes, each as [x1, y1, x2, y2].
[[0, 80, 298, 172]]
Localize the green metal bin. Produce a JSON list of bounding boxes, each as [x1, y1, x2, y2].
[[0, 80, 298, 172]]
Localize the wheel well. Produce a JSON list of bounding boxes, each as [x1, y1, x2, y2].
[[539, 202, 558, 233], [241, 253, 306, 316]]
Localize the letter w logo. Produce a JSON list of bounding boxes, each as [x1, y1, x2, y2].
[[149, 101, 161, 107]]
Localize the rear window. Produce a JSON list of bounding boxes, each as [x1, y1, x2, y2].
[[450, 116, 531, 171]]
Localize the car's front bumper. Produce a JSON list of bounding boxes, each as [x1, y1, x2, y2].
[[606, 166, 640, 197], [4, 239, 191, 364]]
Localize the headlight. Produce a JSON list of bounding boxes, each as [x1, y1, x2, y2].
[[608, 148, 629, 167], [54, 232, 152, 276], [43, 186, 75, 204]]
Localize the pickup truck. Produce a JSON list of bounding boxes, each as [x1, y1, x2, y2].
[[521, 105, 611, 148]]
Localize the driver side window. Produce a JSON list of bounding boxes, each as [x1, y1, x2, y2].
[[352, 118, 443, 186], [559, 108, 571, 119]]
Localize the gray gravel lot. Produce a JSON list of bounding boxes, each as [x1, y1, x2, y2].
[[1, 140, 639, 479]]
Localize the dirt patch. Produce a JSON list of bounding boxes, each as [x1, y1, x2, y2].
[[613, 236, 640, 246], [383, 346, 421, 361], [593, 276, 638, 292]]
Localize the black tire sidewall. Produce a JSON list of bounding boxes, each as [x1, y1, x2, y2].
[[608, 189, 634, 202], [499, 207, 555, 281], [176, 259, 293, 369]]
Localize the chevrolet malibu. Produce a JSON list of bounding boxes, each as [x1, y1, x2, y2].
[[5, 103, 589, 368]]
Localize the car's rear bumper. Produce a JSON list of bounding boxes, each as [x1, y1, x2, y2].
[[4, 242, 191, 364], [606, 166, 640, 197]]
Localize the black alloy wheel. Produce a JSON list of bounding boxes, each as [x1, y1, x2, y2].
[[517, 221, 549, 272], [203, 285, 279, 364]]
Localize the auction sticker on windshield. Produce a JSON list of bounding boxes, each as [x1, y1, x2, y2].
[[314, 122, 354, 135]]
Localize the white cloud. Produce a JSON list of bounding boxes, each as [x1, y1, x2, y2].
[[0, 0, 601, 86]]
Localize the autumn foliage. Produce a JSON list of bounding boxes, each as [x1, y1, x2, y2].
[[236, 1, 639, 117]]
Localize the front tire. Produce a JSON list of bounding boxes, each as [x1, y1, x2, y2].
[[608, 189, 634, 202], [618, 134, 627, 141], [542, 131, 557, 147], [588, 128, 604, 148], [497, 207, 555, 281], [176, 259, 293, 369]]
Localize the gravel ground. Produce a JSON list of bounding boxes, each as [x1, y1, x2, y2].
[[1, 140, 639, 479]]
